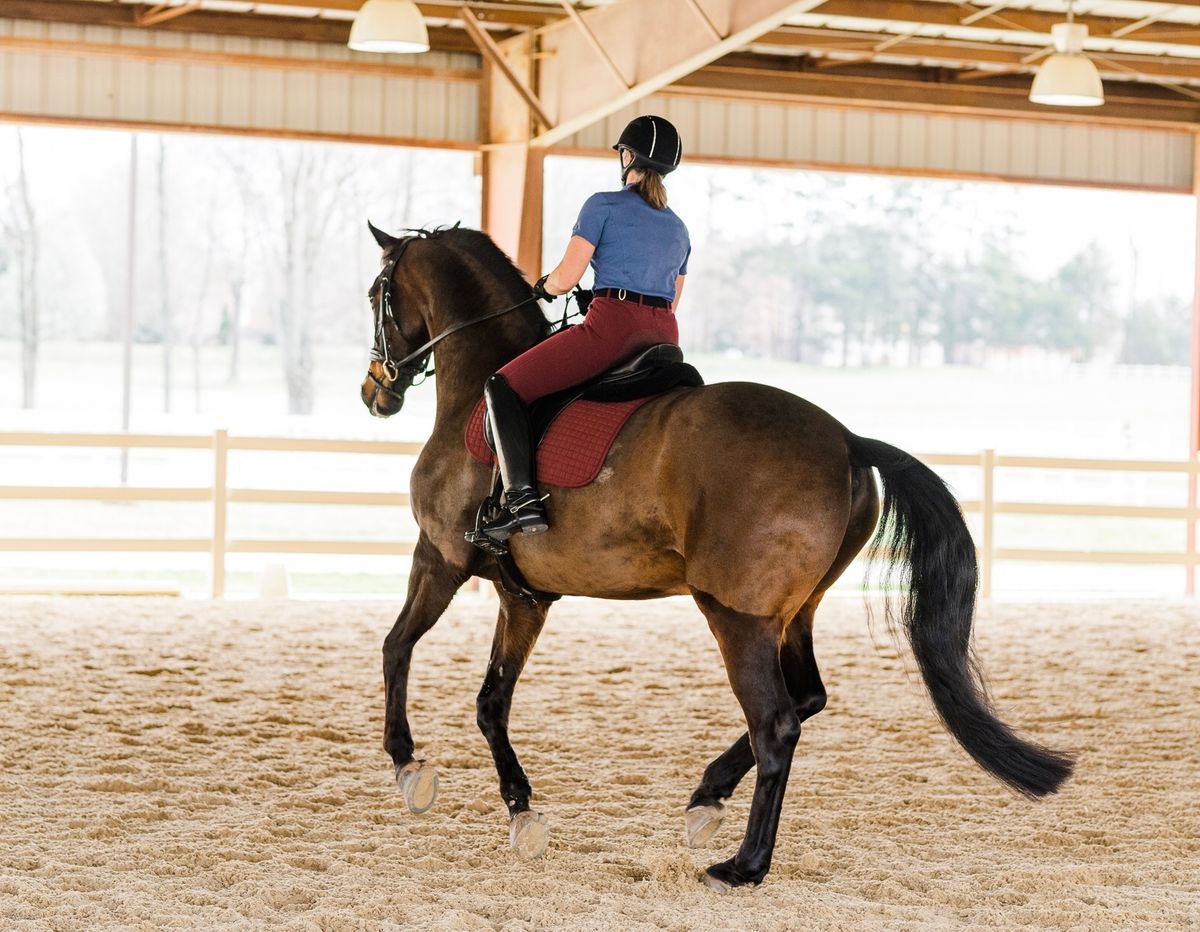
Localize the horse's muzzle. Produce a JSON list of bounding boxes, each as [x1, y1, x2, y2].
[[362, 369, 401, 418]]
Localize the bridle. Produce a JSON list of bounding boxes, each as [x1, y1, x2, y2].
[[367, 230, 539, 405]]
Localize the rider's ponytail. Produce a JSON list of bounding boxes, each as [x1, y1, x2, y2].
[[634, 170, 667, 210]]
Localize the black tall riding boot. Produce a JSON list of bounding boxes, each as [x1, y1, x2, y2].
[[480, 374, 548, 539]]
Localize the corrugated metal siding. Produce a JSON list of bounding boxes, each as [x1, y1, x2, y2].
[[0, 18, 478, 145], [559, 94, 1195, 191], [2, 15, 1194, 189]]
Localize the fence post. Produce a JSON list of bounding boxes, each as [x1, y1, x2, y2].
[[1188, 457, 1197, 597], [980, 448, 995, 600], [211, 429, 228, 599]]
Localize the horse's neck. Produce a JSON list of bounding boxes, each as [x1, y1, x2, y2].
[[425, 298, 542, 432], [415, 236, 544, 433]]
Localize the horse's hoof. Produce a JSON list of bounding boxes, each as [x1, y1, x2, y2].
[[684, 804, 724, 848], [509, 809, 549, 860], [702, 858, 760, 891], [396, 761, 438, 814], [700, 869, 733, 893]]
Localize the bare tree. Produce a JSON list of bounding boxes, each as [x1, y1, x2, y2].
[[225, 207, 249, 384], [158, 136, 173, 412], [235, 144, 351, 415], [190, 192, 220, 413], [1, 129, 40, 408]]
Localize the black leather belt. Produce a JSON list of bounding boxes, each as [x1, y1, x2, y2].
[[594, 287, 672, 308]]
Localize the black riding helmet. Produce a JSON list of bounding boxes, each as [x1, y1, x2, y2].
[[614, 115, 682, 184]]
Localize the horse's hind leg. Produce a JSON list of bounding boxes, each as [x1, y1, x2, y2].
[[476, 589, 551, 859], [781, 606, 827, 723], [684, 465, 877, 847], [383, 533, 469, 814], [684, 599, 825, 847], [692, 589, 800, 890]]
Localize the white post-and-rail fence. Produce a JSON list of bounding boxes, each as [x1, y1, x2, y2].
[[1, 430, 1198, 598], [0, 429, 422, 597]]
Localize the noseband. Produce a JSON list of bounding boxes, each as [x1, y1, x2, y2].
[[367, 231, 539, 406]]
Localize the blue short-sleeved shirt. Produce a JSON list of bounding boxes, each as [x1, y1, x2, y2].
[[571, 186, 690, 301]]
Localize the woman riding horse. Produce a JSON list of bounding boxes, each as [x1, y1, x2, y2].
[[477, 115, 692, 541]]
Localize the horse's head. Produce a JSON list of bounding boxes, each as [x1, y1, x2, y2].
[[361, 221, 433, 418]]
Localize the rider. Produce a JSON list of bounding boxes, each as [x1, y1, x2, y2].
[[477, 115, 691, 541]]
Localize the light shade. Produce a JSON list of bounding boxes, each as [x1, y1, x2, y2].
[[348, 0, 429, 54], [1029, 22, 1103, 107]]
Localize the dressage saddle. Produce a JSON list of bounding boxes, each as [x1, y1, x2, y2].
[[482, 342, 704, 456]]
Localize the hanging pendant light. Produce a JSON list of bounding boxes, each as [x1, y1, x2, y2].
[[1029, 3, 1103, 107], [348, 0, 430, 54]]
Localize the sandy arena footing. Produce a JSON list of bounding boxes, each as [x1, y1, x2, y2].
[[0, 595, 1197, 930]]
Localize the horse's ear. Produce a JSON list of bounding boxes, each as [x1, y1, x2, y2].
[[368, 220, 397, 250]]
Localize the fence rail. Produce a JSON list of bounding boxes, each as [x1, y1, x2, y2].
[[1, 431, 1197, 598], [0, 429, 423, 596]]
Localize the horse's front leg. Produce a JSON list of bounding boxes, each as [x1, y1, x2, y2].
[[383, 533, 469, 813], [476, 589, 551, 858]]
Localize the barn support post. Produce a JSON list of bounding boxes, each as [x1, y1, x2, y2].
[[211, 428, 228, 599], [481, 143, 545, 278], [476, 28, 545, 278], [1188, 135, 1200, 596]]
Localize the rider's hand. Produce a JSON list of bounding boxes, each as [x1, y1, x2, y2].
[[574, 288, 594, 316], [531, 274, 557, 302]]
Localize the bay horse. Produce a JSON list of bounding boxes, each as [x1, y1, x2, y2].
[[359, 222, 1073, 891]]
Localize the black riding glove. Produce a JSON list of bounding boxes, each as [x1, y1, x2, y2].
[[574, 287, 594, 316], [531, 275, 556, 302]]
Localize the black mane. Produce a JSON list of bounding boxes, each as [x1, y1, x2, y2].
[[418, 225, 531, 294], [424, 225, 551, 340]]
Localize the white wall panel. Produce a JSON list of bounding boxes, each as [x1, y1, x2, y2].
[[981, 121, 1008, 176], [8, 50, 40, 113], [897, 113, 925, 169], [813, 108, 841, 164], [0, 18, 478, 147], [926, 116, 956, 173], [556, 92, 1194, 191], [1009, 122, 1037, 177], [317, 72, 351, 136], [185, 64, 220, 126], [349, 75, 384, 137], [284, 71, 320, 133], [251, 70, 286, 131]]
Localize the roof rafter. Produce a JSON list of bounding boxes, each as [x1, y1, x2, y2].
[[807, 0, 1200, 45], [753, 26, 1200, 85], [675, 57, 1200, 126]]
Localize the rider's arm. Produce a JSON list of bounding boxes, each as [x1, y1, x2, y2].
[[673, 275, 685, 312], [544, 236, 595, 295]]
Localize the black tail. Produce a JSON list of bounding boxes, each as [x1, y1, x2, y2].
[[846, 433, 1074, 797]]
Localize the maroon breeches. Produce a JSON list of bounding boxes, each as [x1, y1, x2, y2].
[[497, 296, 679, 404]]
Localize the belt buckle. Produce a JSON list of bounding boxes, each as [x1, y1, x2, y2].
[[618, 288, 627, 301]]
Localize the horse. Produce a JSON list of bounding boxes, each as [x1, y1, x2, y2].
[[359, 222, 1074, 891]]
